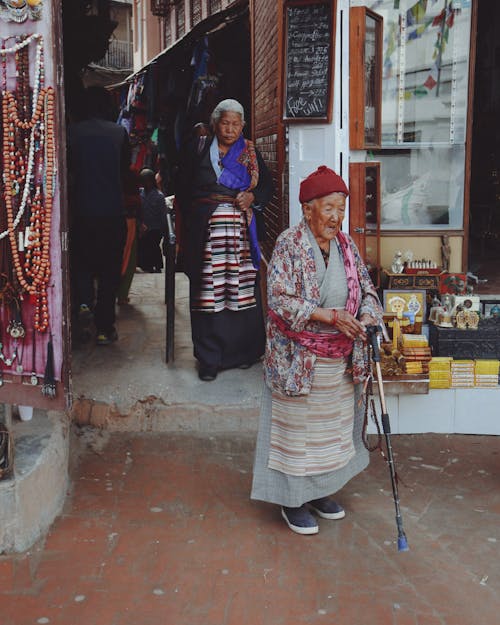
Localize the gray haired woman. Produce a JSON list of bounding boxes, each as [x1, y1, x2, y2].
[[176, 99, 274, 381]]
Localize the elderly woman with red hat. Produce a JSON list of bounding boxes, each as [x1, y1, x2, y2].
[[251, 165, 383, 535]]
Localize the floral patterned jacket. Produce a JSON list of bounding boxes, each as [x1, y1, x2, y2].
[[264, 218, 383, 396]]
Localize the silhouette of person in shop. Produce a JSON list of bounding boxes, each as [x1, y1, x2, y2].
[[69, 86, 130, 345]]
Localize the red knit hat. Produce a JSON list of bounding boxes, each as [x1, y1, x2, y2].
[[299, 166, 349, 203]]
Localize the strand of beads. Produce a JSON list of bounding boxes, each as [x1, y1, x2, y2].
[[0, 32, 44, 240], [0, 33, 42, 56], [4, 89, 55, 291], [33, 87, 55, 333], [1, 32, 54, 333]]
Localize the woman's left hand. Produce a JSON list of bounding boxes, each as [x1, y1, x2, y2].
[[236, 191, 254, 214], [335, 309, 367, 341]]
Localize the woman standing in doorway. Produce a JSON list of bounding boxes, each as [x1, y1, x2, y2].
[[176, 99, 273, 381]]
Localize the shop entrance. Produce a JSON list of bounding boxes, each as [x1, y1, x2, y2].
[[469, 0, 500, 292], [63, 5, 252, 390]]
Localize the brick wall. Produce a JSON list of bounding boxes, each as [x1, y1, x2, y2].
[[254, 0, 285, 258]]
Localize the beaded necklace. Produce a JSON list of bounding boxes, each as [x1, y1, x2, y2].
[[1, 33, 54, 333]]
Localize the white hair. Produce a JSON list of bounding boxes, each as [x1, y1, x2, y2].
[[211, 99, 245, 124]]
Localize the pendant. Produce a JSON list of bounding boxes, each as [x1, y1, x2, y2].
[[30, 373, 38, 386], [16, 364, 23, 373], [7, 320, 25, 338]]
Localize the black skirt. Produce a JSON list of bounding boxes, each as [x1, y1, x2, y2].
[[190, 279, 265, 370]]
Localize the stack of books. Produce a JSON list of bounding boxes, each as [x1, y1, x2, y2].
[[474, 360, 500, 388], [429, 357, 452, 389], [400, 334, 431, 376], [450, 360, 475, 388], [400, 334, 428, 349]]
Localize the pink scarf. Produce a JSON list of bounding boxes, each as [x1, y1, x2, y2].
[[268, 232, 360, 359]]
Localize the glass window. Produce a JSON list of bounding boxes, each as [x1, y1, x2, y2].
[[364, 13, 379, 145], [209, 0, 222, 15], [191, 0, 202, 26], [362, 0, 472, 230], [175, 1, 186, 40]]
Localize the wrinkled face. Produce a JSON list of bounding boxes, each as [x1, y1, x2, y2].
[[303, 192, 346, 245], [214, 111, 244, 148]]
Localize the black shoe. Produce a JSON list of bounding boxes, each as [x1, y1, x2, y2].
[[198, 365, 218, 381], [96, 328, 118, 346]]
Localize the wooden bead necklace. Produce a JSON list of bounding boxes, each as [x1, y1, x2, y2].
[[1, 33, 53, 332]]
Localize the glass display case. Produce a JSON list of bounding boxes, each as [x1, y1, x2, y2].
[[362, 0, 472, 231]]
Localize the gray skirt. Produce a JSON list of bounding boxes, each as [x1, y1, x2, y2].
[[250, 380, 369, 508]]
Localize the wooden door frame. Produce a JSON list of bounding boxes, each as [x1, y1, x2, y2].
[[462, 0, 478, 272]]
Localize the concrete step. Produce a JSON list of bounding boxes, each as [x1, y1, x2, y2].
[[71, 394, 260, 433], [71, 272, 263, 432], [0, 411, 69, 553]]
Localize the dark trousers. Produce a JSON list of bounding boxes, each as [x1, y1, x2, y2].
[[72, 216, 127, 333], [138, 229, 164, 271]]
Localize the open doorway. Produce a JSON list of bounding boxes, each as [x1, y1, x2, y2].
[[62, 2, 253, 407], [469, 0, 500, 293]]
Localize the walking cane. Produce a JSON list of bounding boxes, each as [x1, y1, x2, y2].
[[365, 325, 409, 552]]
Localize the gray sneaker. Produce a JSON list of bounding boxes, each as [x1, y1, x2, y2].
[[308, 497, 345, 520], [281, 506, 319, 535]]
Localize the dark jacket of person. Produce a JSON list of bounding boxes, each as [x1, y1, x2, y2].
[[69, 118, 130, 218]]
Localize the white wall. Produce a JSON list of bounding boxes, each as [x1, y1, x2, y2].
[[288, 0, 350, 227]]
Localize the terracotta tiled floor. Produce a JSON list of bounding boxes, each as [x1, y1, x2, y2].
[[1, 430, 499, 625]]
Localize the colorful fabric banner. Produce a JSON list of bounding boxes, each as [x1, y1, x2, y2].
[[406, 0, 428, 26]]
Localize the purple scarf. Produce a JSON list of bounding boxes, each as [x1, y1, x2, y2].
[[218, 135, 252, 190], [218, 135, 261, 269]]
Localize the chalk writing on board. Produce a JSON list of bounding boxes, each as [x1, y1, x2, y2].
[[285, 3, 332, 119]]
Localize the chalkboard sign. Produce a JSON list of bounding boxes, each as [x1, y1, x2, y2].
[[283, 1, 334, 122]]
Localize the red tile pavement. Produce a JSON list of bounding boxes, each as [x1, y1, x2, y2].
[[0, 431, 499, 625]]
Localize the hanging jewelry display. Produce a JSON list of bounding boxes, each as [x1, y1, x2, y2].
[[0, 1, 44, 25], [0, 32, 56, 396]]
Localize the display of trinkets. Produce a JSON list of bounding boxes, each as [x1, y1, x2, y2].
[[0, 31, 57, 397]]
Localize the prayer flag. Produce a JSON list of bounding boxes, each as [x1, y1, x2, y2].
[[432, 9, 445, 26], [406, 0, 428, 26], [424, 60, 439, 90], [406, 18, 433, 42]]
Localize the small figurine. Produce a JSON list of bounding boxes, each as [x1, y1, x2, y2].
[[441, 234, 451, 272], [442, 293, 452, 311], [391, 250, 404, 274]]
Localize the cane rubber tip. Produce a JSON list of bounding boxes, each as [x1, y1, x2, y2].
[[398, 536, 410, 552]]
